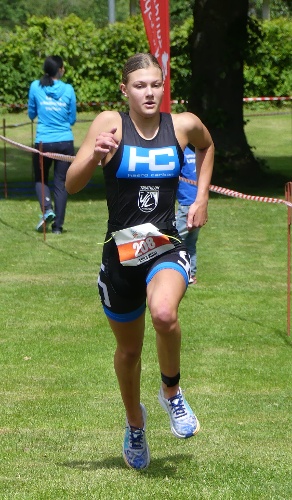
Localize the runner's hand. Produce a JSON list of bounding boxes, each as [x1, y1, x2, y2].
[[94, 127, 119, 159], [187, 201, 208, 229]]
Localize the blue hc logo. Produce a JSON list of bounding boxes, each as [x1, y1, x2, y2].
[[117, 146, 180, 178]]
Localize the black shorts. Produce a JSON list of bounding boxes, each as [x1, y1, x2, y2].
[[97, 230, 190, 322]]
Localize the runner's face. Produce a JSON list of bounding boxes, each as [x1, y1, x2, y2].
[[121, 66, 164, 116]]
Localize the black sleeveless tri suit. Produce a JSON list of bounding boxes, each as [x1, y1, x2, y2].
[[97, 112, 191, 322]]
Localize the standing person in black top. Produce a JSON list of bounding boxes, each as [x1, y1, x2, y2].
[[66, 53, 214, 470]]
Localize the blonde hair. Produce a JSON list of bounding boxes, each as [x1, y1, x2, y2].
[[122, 53, 163, 84]]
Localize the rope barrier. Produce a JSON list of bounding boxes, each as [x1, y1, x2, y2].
[[4, 121, 32, 129], [243, 96, 292, 102], [0, 135, 75, 162], [179, 177, 292, 208], [1, 96, 291, 109], [1, 133, 291, 208], [171, 96, 292, 105]]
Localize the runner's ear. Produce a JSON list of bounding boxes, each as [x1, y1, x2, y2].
[[120, 84, 127, 97]]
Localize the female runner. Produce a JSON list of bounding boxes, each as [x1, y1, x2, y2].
[[66, 53, 214, 470]]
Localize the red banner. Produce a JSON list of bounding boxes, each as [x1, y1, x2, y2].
[[140, 0, 171, 113]]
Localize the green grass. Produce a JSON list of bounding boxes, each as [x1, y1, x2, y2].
[[244, 110, 292, 179], [1, 108, 291, 190], [0, 110, 292, 499]]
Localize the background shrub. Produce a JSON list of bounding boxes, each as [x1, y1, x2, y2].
[[244, 17, 292, 97], [0, 14, 290, 112]]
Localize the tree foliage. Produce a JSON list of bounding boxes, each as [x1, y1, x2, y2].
[[244, 17, 292, 96], [249, 0, 292, 18], [170, 17, 193, 106], [0, 0, 290, 31], [0, 0, 120, 29], [0, 12, 290, 111], [0, 15, 149, 109], [0, 4, 290, 184]]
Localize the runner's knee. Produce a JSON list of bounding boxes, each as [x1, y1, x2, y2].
[[115, 344, 143, 364], [150, 302, 178, 334]]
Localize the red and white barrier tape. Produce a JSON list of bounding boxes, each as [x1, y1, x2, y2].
[[1, 134, 291, 208], [0, 135, 75, 162], [1, 96, 291, 109], [179, 177, 292, 208], [243, 96, 292, 102], [171, 96, 292, 104]]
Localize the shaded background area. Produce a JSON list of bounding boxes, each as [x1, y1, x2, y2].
[[0, 108, 291, 201]]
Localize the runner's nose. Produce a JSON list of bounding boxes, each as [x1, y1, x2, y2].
[[146, 86, 154, 97]]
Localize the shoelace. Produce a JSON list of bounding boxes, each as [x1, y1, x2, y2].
[[129, 427, 144, 449], [168, 393, 188, 419]]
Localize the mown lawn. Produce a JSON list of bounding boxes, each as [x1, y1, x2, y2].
[[0, 109, 291, 499]]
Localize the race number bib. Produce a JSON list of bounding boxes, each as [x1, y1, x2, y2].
[[112, 223, 174, 266]]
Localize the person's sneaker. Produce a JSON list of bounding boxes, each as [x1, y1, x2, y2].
[[123, 403, 150, 470], [158, 386, 200, 438], [52, 226, 63, 235], [189, 276, 197, 285], [35, 210, 55, 232]]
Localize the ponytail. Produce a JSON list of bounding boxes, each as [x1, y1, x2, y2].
[[39, 55, 64, 87]]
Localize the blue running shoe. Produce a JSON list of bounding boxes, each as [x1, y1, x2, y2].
[[36, 210, 56, 232], [158, 386, 200, 439], [123, 403, 150, 470]]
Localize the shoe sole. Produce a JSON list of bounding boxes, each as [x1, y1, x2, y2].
[[46, 214, 55, 224], [36, 220, 48, 233], [158, 391, 200, 439], [36, 213, 55, 233], [122, 403, 150, 470]]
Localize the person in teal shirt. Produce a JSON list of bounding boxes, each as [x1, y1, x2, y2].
[[28, 55, 76, 234]]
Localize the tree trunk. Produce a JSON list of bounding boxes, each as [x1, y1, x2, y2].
[[130, 0, 137, 16], [189, 0, 263, 185], [262, 0, 271, 20], [108, 0, 115, 23]]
